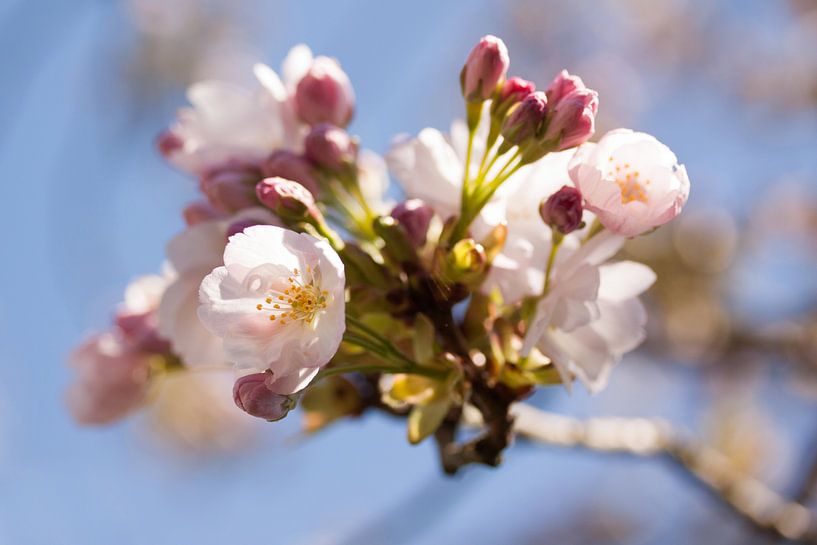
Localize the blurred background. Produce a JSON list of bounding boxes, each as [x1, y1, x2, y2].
[[2, 0, 817, 543]]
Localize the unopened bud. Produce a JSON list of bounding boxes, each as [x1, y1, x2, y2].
[[445, 238, 487, 285], [390, 199, 434, 247], [499, 91, 548, 153], [539, 186, 584, 235], [543, 71, 598, 151], [545, 70, 585, 105], [115, 311, 170, 354], [225, 218, 263, 240], [262, 150, 320, 195], [304, 124, 358, 172], [373, 216, 419, 267], [256, 177, 322, 223], [233, 373, 297, 421], [156, 129, 183, 158], [491, 77, 535, 118], [294, 56, 355, 128], [199, 164, 262, 212], [460, 35, 510, 102]]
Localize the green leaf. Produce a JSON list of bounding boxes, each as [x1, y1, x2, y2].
[[412, 315, 435, 364], [407, 398, 450, 444]]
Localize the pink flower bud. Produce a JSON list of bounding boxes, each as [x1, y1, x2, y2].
[[262, 150, 320, 195], [182, 201, 225, 226], [461, 35, 510, 102], [199, 164, 262, 212], [543, 88, 598, 150], [256, 177, 322, 223], [233, 372, 297, 421], [500, 91, 548, 148], [304, 124, 358, 172], [545, 69, 585, 105], [497, 76, 535, 105], [115, 311, 171, 354], [390, 199, 434, 247], [156, 129, 183, 158], [225, 218, 263, 240], [539, 186, 584, 235], [294, 56, 355, 128], [491, 77, 535, 121]]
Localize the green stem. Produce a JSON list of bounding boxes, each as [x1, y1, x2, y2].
[[543, 233, 563, 295], [315, 363, 441, 381], [582, 218, 604, 243], [460, 127, 477, 205]]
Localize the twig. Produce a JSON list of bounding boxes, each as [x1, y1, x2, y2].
[[413, 274, 516, 473], [497, 403, 817, 544]]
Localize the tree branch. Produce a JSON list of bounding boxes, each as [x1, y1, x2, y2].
[[492, 403, 817, 543]]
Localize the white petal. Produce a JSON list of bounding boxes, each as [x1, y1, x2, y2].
[[598, 261, 656, 302], [282, 44, 314, 88]]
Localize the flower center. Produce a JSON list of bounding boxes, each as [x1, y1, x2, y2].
[[607, 156, 650, 204], [255, 266, 329, 326]]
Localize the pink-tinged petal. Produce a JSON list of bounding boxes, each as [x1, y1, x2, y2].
[[197, 225, 346, 379], [66, 334, 151, 425], [570, 129, 690, 237], [282, 44, 314, 89]]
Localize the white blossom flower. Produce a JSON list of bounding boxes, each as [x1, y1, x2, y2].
[[68, 274, 171, 425], [569, 129, 690, 237], [161, 45, 318, 176], [481, 150, 585, 304], [198, 225, 346, 394], [357, 149, 393, 214], [386, 112, 509, 233], [158, 208, 278, 367], [522, 231, 656, 393]]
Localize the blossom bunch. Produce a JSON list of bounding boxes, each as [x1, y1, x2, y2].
[[68, 36, 689, 471]]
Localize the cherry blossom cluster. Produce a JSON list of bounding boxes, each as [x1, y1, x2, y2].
[[68, 36, 689, 471]]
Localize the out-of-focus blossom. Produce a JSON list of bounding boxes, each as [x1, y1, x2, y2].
[[356, 150, 393, 214], [182, 200, 225, 226], [233, 372, 298, 421], [160, 75, 291, 175], [67, 333, 153, 425], [569, 129, 690, 237], [68, 275, 171, 425], [262, 150, 320, 195], [294, 55, 355, 128], [304, 124, 358, 172], [198, 225, 346, 394], [147, 367, 256, 452], [461, 35, 510, 102], [159, 44, 355, 177], [391, 199, 434, 247], [158, 208, 278, 368], [115, 274, 171, 354], [522, 232, 655, 392]]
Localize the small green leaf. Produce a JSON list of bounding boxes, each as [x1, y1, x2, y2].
[[412, 315, 435, 364], [407, 398, 450, 444]]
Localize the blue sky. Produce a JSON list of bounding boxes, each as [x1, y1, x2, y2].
[[2, 1, 817, 543]]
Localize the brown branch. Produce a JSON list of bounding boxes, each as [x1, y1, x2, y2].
[[505, 404, 817, 544], [412, 275, 516, 474]]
